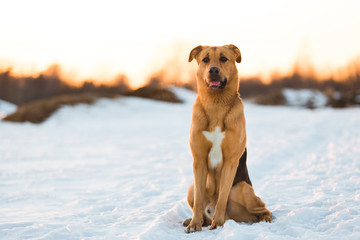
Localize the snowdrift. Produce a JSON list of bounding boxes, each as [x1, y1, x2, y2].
[[0, 99, 17, 119], [282, 88, 328, 108]]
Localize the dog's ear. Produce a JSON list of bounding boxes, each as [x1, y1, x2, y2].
[[226, 44, 241, 63], [189, 45, 203, 62]]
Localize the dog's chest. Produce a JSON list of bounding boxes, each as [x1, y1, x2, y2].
[[202, 126, 225, 168]]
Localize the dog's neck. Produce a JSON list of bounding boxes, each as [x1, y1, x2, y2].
[[199, 88, 239, 107]]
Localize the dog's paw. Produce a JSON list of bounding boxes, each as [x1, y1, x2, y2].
[[257, 211, 272, 223], [185, 219, 202, 233], [209, 215, 225, 230], [182, 218, 192, 227], [263, 211, 272, 223]]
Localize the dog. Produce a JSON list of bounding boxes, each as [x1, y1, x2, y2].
[[184, 44, 271, 233]]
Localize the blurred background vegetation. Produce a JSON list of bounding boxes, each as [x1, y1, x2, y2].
[[1, 58, 359, 107], [1, 52, 360, 124]]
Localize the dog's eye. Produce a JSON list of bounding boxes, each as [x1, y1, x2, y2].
[[202, 57, 210, 63], [220, 56, 228, 63]]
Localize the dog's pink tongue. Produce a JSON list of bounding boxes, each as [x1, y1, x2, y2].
[[210, 81, 221, 86]]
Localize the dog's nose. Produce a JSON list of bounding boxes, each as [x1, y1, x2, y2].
[[209, 67, 220, 74]]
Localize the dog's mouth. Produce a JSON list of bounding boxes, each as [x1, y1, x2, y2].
[[207, 78, 227, 90]]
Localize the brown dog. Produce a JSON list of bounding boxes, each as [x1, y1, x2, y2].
[[184, 44, 271, 233]]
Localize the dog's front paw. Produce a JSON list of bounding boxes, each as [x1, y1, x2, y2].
[[185, 219, 202, 233], [209, 215, 225, 230]]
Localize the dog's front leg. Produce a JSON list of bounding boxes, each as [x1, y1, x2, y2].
[[209, 157, 238, 230], [186, 101, 210, 233], [185, 158, 208, 233]]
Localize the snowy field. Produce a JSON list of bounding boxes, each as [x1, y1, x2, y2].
[[0, 88, 359, 239]]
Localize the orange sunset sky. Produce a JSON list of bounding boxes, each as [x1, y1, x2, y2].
[[1, 0, 360, 87]]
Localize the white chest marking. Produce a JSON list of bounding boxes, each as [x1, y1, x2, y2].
[[203, 126, 225, 168]]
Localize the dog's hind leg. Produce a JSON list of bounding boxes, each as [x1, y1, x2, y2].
[[228, 181, 272, 223]]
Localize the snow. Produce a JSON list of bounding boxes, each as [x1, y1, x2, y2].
[[0, 100, 17, 119], [282, 88, 328, 108], [1, 87, 360, 239]]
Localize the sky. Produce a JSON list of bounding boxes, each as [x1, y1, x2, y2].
[[1, 0, 360, 87]]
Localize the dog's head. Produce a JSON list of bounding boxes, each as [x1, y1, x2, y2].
[[189, 44, 241, 91]]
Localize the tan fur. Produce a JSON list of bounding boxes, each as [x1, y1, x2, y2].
[[185, 45, 271, 233]]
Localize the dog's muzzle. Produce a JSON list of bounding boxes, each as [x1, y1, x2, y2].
[[207, 67, 227, 89]]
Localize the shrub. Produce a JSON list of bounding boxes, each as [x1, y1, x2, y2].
[[254, 90, 286, 106], [3, 93, 117, 123], [125, 85, 182, 103]]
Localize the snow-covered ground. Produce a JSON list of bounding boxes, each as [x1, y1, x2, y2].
[[282, 88, 328, 108], [0, 88, 359, 239]]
